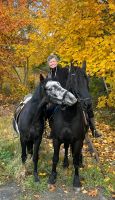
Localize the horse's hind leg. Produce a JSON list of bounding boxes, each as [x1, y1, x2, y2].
[[48, 139, 61, 184], [33, 137, 42, 182], [20, 138, 27, 163], [27, 141, 33, 158], [63, 142, 69, 168]]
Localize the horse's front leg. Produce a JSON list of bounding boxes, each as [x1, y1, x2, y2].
[[33, 136, 42, 182], [63, 142, 69, 168], [48, 139, 61, 184], [72, 140, 83, 189]]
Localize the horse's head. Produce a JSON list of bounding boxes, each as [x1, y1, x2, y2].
[[67, 62, 90, 101], [33, 74, 77, 108], [45, 80, 77, 106]]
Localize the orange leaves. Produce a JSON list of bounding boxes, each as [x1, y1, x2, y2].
[[0, 0, 114, 108], [33, 194, 40, 199], [48, 184, 56, 192], [82, 188, 98, 197], [87, 189, 98, 197]]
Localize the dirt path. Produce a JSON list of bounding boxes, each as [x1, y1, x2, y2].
[[0, 182, 112, 200], [0, 182, 21, 200]]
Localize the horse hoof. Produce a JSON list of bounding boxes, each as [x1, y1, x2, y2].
[[34, 174, 40, 182], [48, 177, 56, 184], [48, 173, 57, 184], [73, 175, 81, 188], [34, 177, 40, 182], [73, 187, 81, 193]]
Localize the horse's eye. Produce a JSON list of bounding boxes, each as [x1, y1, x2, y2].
[[48, 88, 52, 91]]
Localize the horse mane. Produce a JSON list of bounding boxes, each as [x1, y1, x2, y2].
[[66, 66, 89, 95], [31, 83, 42, 103], [71, 66, 87, 77], [72, 66, 89, 88]]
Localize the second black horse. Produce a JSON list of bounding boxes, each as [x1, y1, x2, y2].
[[48, 65, 90, 189]]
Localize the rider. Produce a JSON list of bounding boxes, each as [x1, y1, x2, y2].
[[47, 54, 101, 138]]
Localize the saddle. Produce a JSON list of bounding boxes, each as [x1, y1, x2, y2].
[[13, 94, 32, 134]]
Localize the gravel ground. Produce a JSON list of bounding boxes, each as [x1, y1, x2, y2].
[[0, 182, 21, 200], [0, 182, 113, 200]]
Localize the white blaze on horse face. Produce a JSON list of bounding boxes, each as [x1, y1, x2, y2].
[[45, 81, 77, 105]]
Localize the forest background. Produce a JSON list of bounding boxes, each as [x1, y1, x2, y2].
[[0, 1, 115, 199], [0, 0, 115, 108]]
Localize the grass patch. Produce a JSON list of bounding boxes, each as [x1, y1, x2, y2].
[[0, 111, 114, 198]]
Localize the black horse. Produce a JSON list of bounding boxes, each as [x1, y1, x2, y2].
[[13, 74, 77, 182], [48, 65, 90, 189]]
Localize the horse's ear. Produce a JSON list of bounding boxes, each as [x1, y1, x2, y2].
[[40, 74, 44, 82], [82, 60, 86, 72]]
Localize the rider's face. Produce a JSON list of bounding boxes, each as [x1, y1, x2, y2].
[[48, 58, 58, 69]]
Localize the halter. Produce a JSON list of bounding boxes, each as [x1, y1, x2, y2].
[[62, 90, 69, 104], [79, 97, 91, 101]]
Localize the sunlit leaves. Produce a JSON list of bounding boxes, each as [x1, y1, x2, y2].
[[0, 0, 114, 106]]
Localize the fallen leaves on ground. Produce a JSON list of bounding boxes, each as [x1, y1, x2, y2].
[[34, 194, 40, 199], [87, 189, 98, 197], [48, 184, 56, 192]]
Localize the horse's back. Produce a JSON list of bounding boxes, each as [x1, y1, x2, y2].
[[16, 100, 32, 134]]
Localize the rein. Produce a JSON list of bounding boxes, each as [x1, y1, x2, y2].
[[48, 105, 60, 122]]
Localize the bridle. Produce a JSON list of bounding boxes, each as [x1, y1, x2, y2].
[[61, 90, 69, 105]]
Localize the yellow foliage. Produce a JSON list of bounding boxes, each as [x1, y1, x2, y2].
[[0, 0, 115, 107], [107, 92, 115, 108], [97, 96, 107, 108]]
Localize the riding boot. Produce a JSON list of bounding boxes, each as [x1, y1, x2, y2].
[[89, 117, 102, 138]]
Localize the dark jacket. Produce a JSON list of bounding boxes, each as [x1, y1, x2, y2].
[[48, 65, 69, 89]]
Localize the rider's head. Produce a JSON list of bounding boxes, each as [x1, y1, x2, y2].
[[47, 54, 59, 69]]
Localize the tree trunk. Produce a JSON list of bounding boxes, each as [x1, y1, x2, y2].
[[102, 77, 109, 95], [23, 57, 29, 86], [12, 65, 22, 83]]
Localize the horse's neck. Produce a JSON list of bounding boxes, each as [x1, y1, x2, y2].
[[29, 86, 42, 117], [62, 103, 78, 117]]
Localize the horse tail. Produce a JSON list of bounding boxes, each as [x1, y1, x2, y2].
[[12, 117, 16, 131], [61, 127, 72, 141], [12, 117, 20, 134]]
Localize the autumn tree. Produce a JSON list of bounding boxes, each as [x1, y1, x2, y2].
[[0, 0, 114, 107], [0, 0, 38, 101], [34, 0, 115, 107]]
